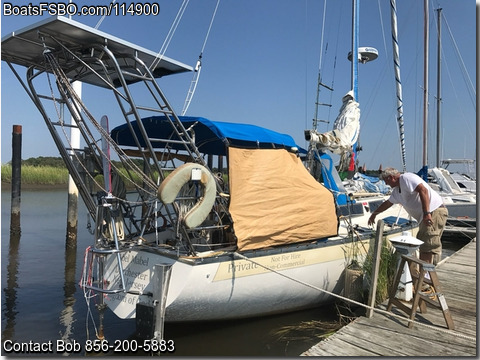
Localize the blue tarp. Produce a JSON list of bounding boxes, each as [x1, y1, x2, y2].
[[354, 173, 390, 194], [417, 165, 428, 182], [111, 116, 298, 156]]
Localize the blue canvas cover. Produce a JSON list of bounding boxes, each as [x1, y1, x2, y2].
[[111, 116, 298, 156]]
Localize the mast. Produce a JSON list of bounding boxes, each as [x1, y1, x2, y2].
[[436, 8, 442, 168], [351, 0, 359, 100], [390, 0, 406, 172], [422, 0, 429, 170], [350, 0, 359, 171]]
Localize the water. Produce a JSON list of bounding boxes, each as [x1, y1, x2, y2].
[[1, 189, 467, 357]]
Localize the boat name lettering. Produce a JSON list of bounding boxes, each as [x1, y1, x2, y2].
[[109, 293, 128, 303], [123, 268, 148, 281], [125, 277, 147, 292], [108, 292, 138, 305], [121, 254, 150, 267]]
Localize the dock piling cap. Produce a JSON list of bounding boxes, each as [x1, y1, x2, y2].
[[390, 231, 424, 246]]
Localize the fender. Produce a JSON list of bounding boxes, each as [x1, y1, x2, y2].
[[158, 163, 216, 229]]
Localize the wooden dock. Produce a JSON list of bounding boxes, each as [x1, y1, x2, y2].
[[302, 239, 476, 356]]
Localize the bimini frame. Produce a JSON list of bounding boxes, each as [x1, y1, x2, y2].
[[2, 16, 231, 254]]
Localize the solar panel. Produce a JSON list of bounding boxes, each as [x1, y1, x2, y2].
[[1, 16, 192, 87]]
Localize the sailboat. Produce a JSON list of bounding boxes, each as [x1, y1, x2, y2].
[[1, 11, 417, 340], [303, 1, 416, 240], [418, 5, 476, 237]]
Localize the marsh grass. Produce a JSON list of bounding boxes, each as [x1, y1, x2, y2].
[[1, 164, 151, 189], [362, 236, 397, 305], [271, 320, 341, 343], [1, 164, 69, 185], [270, 302, 354, 355]]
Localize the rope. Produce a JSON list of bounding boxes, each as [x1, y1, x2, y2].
[[79, 246, 100, 340], [233, 251, 476, 342]]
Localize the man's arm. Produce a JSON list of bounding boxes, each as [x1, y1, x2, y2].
[[415, 183, 433, 225], [368, 200, 393, 226]]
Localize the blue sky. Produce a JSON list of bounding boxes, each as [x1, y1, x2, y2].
[[1, 0, 476, 174]]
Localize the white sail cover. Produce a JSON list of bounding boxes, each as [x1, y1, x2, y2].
[[309, 91, 360, 154]]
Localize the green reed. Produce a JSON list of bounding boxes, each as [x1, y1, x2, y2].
[[362, 236, 397, 305], [1, 164, 69, 185]]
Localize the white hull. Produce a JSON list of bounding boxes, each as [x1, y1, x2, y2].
[[104, 242, 353, 322], [428, 167, 476, 221], [102, 218, 416, 322]]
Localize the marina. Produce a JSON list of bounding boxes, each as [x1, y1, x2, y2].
[[1, 1, 475, 357], [1, 189, 473, 356], [302, 239, 477, 356], [0, 11, 419, 338]]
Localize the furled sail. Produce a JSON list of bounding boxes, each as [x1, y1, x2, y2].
[[390, 0, 407, 172], [306, 90, 360, 155]]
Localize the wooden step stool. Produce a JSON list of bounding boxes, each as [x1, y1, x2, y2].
[[387, 254, 454, 330]]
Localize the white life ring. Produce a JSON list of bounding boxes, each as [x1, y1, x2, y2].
[[157, 163, 216, 229]]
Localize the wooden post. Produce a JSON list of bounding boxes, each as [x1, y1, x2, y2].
[[10, 125, 22, 234], [366, 220, 384, 318], [66, 178, 79, 244], [66, 81, 81, 244], [4, 229, 21, 339]]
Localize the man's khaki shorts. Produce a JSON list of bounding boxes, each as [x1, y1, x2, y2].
[[417, 207, 448, 255]]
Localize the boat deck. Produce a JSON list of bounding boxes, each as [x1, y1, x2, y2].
[[302, 239, 477, 356]]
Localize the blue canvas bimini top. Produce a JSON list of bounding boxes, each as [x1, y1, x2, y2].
[[111, 116, 299, 156]]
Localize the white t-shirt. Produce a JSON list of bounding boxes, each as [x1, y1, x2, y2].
[[388, 172, 443, 223]]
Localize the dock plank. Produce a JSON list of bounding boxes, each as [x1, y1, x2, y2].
[[302, 239, 477, 357]]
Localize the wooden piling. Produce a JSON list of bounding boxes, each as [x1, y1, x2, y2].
[[366, 220, 384, 318], [10, 125, 22, 233], [66, 81, 81, 244], [66, 183, 79, 244]]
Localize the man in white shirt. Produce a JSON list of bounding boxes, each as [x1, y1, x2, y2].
[[368, 167, 448, 264]]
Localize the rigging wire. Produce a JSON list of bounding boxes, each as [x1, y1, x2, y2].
[[311, 0, 328, 131], [441, 15, 476, 108], [95, 0, 116, 29], [313, 0, 343, 133], [182, 0, 220, 115], [431, 9, 475, 145], [149, 0, 190, 71]]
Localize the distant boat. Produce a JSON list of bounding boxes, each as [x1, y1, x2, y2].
[[419, 7, 476, 237], [427, 167, 476, 238], [443, 159, 476, 194], [450, 172, 476, 194]]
